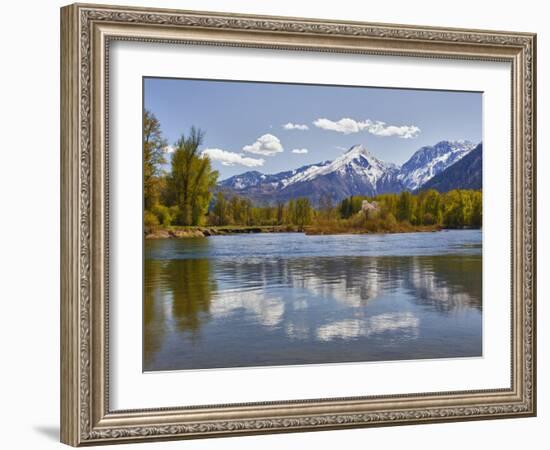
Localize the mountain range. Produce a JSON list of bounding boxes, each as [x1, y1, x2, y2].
[[218, 140, 481, 205]]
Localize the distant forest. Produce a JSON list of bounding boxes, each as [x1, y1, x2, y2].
[[144, 110, 482, 233]]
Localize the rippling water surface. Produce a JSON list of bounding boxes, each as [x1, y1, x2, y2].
[[144, 230, 482, 371]]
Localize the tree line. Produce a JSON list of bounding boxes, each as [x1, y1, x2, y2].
[[206, 189, 481, 231], [339, 189, 482, 229], [144, 110, 482, 232], [210, 193, 314, 228]]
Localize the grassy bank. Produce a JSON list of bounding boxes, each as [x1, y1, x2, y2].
[[145, 224, 301, 239], [305, 222, 442, 235], [145, 222, 446, 239]]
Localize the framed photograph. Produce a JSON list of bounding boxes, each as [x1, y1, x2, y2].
[[60, 3, 537, 446]]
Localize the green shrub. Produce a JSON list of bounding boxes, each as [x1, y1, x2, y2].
[[152, 204, 174, 227], [144, 210, 159, 232]]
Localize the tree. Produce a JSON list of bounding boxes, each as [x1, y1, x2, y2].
[[397, 191, 415, 223], [212, 192, 229, 226], [339, 197, 351, 219], [423, 189, 443, 225], [471, 191, 482, 227], [276, 202, 285, 225], [443, 190, 469, 228], [285, 199, 296, 225], [228, 196, 241, 224], [143, 110, 167, 210], [319, 193, 335, 220], [350, 196, 364, 216], [294, 198, 313, 228], [241, 198, 253, 225], [168, 127, 218, 225]]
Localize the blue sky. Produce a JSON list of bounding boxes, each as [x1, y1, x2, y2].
[[144, 77, 482, 180]]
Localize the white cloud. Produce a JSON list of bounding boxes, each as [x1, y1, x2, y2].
[[313, 118, 362, 134], [313, 117, 420, 138], [242, 134, 284, 156], [366, 121, 421, 138], [292, 148, 309, 154], [201, 148, 264, 167], [283, 122, 309, 131], [163, 145, 175, 154]]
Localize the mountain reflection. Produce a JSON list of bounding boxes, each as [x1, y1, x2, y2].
[[203, 256, 480, 318]]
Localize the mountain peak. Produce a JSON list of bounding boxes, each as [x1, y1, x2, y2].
[[398, 140, 476, 190], [342, 144, 376, 160], [345, 144, 370, 154], [339, 144, 381, 165], [434, 139, 474, 151]]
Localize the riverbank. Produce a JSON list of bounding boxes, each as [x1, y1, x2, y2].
[[305, 223, 442, 235], [145, 225, 301, 239], [145, 223, 446, 239]]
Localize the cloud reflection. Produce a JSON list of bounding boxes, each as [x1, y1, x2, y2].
[[210, 289, 285, 328], [316, 312, 420, 342]]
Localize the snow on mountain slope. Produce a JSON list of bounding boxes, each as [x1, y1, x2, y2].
[[220, 171, 264, 190], [219, 162, 331, 191], [418, 143, 482, 192], [398, 140, 476, 190], [283, 145, 397, 188]]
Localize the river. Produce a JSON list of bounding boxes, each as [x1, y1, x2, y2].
[[144, 230, 482, 371]]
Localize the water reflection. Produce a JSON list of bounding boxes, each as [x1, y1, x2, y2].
[[316, 313, 420, 342], [210, 289, 285, 328], [143, 258, 217, 368], [407, 256, 482, 313], [144, 232, 482, 371]]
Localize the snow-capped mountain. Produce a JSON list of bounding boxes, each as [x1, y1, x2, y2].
[[283, 145, 398, 188], [219, 162, 331, 192], [217, 140, 478, 205], [219, 170, 282, 191], [418, 143, 482, 192], [398, 140, 476, 190]]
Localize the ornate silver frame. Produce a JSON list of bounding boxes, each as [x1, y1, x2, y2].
[[60, 3, 536, 446]]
